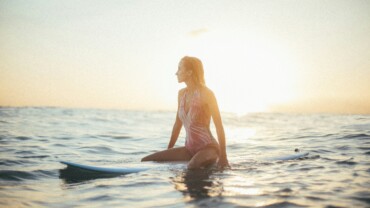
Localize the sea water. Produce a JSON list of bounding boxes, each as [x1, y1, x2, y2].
[[0, 107, 369, 207]]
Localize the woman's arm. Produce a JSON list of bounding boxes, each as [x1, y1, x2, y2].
[[167, 90, 184, 149], [207, 89, 230, 168]]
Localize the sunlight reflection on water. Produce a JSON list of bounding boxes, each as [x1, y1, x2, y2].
[[0, 108, 369, 207]]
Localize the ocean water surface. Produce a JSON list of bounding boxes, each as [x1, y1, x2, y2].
[[0, 107, 369, 207]]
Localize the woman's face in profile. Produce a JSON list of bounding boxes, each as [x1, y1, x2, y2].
[[176, 61, 190, 83]]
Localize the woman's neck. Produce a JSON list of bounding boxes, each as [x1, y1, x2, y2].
[[185, 80, 198, 93]]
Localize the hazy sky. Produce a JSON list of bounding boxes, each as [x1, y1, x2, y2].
[[1, 0, 369, 114]]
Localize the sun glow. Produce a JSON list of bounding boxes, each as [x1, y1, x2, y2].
[[184, 30, 298, 115]]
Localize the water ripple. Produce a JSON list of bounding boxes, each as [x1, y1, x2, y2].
[[336, 159, 357, 165], [340, 133, 370, 140], [259, 201, 308, 208], [0, 170, 54, 181], [0, 108, 369, 208], [17, 136, 33, 141]]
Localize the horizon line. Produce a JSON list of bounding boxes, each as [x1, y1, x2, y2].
[[1, 104, 369, 116]]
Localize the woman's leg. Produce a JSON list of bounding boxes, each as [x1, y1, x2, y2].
[[187, 147, 218, 169], [141, 147, 192, 162]]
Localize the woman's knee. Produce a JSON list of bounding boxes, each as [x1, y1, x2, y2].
[[187, 148, 218, 169], [141, 153, 155, 161], [141, 151, 163, 161], [141, 155, 151, 162]]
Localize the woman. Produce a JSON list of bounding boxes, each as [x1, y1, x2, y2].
[[141, 56, 229, 169]]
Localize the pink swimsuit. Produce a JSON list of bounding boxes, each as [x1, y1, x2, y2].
[[178, 89, 219, 156]]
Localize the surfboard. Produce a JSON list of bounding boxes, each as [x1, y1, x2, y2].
[[266, 152, 309, 161], [60, 161, 150, 174], [60, 152, 309, 175]]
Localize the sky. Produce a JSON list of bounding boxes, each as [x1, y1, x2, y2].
[[1, 0, 370, 114]]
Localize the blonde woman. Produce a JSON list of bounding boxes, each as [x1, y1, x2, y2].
[[142, 56, 229, 169]]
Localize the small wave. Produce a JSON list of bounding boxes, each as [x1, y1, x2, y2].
[[15, 150, 34, 155], [290, 166, 325, 172], [279, 188, 293, 193], [336, 159, 357, 165], [351, 191, 370, 204], [305, 196, 325, 201], [122, 181, 168, 188], [20, 155, 49, 159], [311, 149, 334, 154], [0, 159, 36, 166], [111, 136, 132, 140], [273, 188, 294, 196], [325, 204, 347, 208], [304, 155, 320, 160], [58, 137, 73, 140], [335, 145, 351, 150], [79, 146, 112, 151], [78, 146, 120, 155], [319, 156, 336, 161], [0, 170, 34, 181], [352, 196, 370, 205], [296, 133, 334, 139], [15, 136, 32, 141], [259, 201, 307, 208], [84, 194, 113, 202], [340, 133, 370, 140], [98, 135, 132, 140], [0, 169, 54, 181], [53, 143, 67, 147], [358, 147, 370, 151]]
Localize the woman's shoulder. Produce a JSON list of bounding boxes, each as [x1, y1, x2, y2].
[[199, 86, 215, 97]]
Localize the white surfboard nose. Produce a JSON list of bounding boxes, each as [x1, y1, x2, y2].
[[265, 152, 309, 161]]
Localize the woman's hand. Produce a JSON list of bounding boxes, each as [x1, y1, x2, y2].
[[217, 156, 230, 169]]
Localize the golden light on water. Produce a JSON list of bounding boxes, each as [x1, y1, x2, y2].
[[225, 127, 256, 144], [226, 187, 263, 196]]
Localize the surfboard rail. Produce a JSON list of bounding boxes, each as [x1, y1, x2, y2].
[[60, 161, 150, 174]]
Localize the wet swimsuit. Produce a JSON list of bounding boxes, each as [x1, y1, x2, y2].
[[178, 88, 220, 156]]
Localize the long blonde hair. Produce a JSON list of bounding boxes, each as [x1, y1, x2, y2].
[[180, 56, 206, 86]]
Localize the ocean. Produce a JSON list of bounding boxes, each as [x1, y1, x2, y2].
[[0, 107, 369, 207]]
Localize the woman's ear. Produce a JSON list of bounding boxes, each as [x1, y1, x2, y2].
[[187, 70, 193, 76]]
